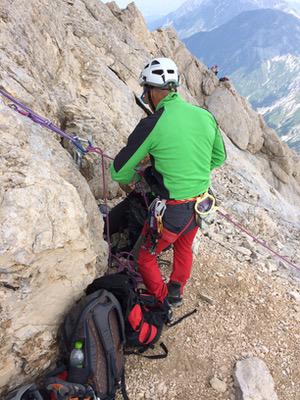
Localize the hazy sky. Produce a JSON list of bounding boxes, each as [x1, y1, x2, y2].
[[102, 0, 186, 16], [103, 0, 300, 16]]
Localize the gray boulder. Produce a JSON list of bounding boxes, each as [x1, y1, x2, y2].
[[234, 357, 279, 400]]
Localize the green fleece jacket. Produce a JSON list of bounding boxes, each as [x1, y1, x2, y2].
[[110, 92, 226, 200]]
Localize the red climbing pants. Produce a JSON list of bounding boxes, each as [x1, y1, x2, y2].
[[137, 224, 199, 302]]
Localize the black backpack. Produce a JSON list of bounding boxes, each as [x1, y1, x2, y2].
[[49, 289, 128, 400], [85, 273, 170, 358]]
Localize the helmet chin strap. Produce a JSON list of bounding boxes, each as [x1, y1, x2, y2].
[[148, 87, 156, 112]]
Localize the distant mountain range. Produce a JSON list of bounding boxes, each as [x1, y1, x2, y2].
[[184, 8, 300, 153], [184, 8, 300, 73], [148, 0, 300, 39], [147, 1, 300, 154]]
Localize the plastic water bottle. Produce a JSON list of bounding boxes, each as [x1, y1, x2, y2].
[[70, 340, 84, 368]]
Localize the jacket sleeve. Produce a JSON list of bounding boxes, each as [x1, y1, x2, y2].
[[110, 113, 161, 184], [210, 126, 227, 170]]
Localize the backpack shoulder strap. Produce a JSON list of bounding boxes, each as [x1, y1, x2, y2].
[[90, 290, 125, 395], [101, 290, 126, 344], [5, 384, 43, 400]]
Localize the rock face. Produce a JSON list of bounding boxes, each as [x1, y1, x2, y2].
[[206, 86, 264, 152], [0, 0, 299, 395], [234, 357, 279, 400], [0, 102, 107, 390]]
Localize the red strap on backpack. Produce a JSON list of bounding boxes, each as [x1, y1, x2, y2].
[[128, 304, 158, 345]]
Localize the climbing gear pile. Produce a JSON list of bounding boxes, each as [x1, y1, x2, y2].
[[86, 272, 170, 358], [46, 379, 96, 400]]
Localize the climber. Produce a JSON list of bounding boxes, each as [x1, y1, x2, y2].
[[110, 57, 226, 307], [219, 76, 229, 82], [210, 64, 219, 76]]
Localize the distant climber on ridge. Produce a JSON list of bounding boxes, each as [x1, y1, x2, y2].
[[109, 57, 227, 307], [210, 64, 219, 75]]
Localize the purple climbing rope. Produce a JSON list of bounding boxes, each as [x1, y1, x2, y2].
[[0, 88, 135, 273], [0, 88, 92, 153], [217, 209, 300, 273]]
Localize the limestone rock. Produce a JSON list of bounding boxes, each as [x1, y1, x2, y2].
[[291, 157, 300, 183], [205, 86, 263, 152], [202, 71, 218, 96], [263, 128, 287, 157], [206, 87, 249, 150], [289, 291, 300, 303], [263, 127, 298, 182], [234, 357, 278, 400], [108, 2, 156, 54], [0, 104, 107, 390], [210, 376, 227, 393], [270, 161, 290, 184]]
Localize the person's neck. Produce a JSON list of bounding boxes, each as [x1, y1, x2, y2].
[[152, 90, 170, 109]]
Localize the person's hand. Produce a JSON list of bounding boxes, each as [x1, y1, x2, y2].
[[119, 183, 135, 193]]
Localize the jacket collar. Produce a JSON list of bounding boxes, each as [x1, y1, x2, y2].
[[156, 92, 181, 111]]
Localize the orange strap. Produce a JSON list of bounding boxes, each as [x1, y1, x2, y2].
[[166, 197, 197, 205], [166, 193, 206, 206]]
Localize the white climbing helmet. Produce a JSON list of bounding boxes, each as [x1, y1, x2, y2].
[[139, 58, 180, 88]]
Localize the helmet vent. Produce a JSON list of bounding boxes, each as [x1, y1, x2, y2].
[[152, 69, 164, 75], [167, 69, 175, 74], [151, 60, 160, 65]]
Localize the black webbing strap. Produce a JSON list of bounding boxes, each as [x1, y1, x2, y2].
[[32, 390, 44, 400], [135, 95, 152, 116], [125, 342, 168, 359], [167, 308, 198, 327], [120, 372, 130, 400]]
